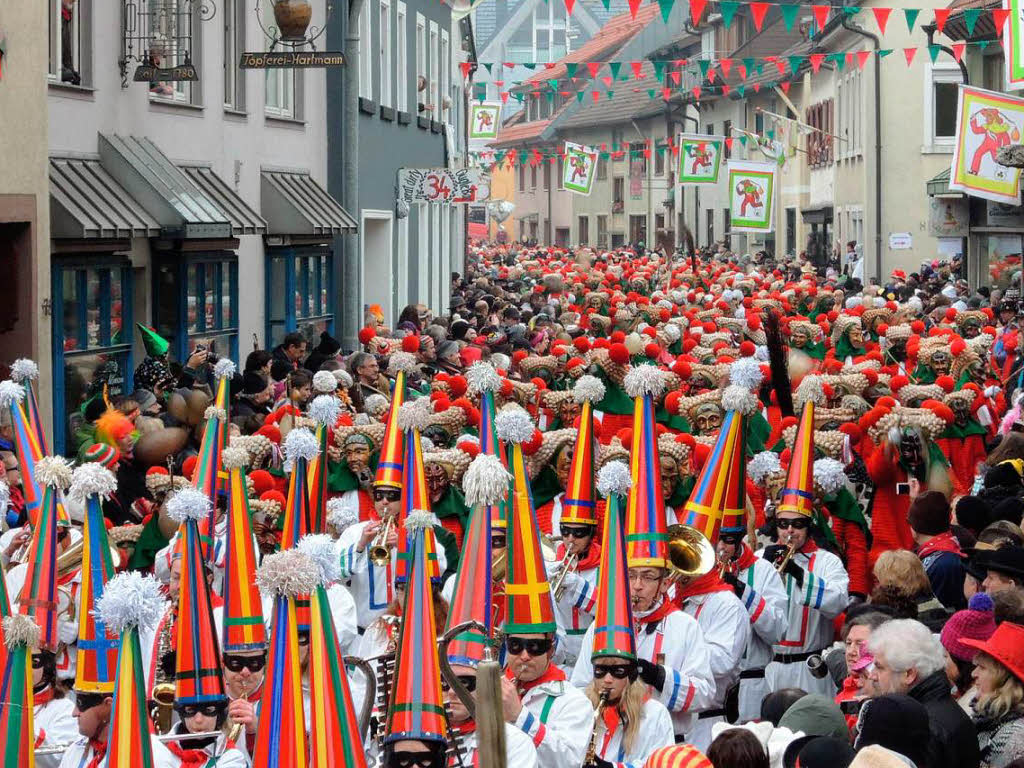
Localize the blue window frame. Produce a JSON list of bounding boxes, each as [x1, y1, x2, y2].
[[154, 253, 239, 364], [265, 247, 334, 349], [51, 259, 134, 455]]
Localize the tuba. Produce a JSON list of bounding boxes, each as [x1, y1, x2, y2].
[[665, 524, 716, 582]]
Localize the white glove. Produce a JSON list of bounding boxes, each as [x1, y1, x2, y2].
[[985, 385, 1002, 398], [58, 618, 78, 646]]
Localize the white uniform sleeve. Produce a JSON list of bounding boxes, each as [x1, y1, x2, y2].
[[796, 551, 849, 619], [618, 700, 674, 768], [504, 722, 540, 768], [337, 521, 370, 578], [743, 561, 788, 646], [569, 624, 596, 688], [514, 686, 593, 768], [654, 614, 716, 715], [327, 583, 360, 656]]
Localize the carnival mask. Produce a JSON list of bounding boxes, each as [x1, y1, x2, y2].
[[963, 320, 981, 339], [554, 446, 573, 490], [694, 403, 724, 435], [847, 325, 864, 347], [951, 399, 971, 428], [343, 438, 372, 477], [659, 455, 679, 501], [423, 424, 452, 450], [899, 430, 923, 468], [424, 462, 450, 502], [790, 329, 809, 348], [930, 351, 952, 375], [558, 400, 581, 426]]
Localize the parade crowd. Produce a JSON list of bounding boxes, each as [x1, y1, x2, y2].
[[5, 243, 1024, 768]]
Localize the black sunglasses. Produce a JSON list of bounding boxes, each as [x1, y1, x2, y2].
[[505, 637, 553, 657], [560, 525, 594, 539], [441, 674, 477, 693], [31, 654, 46, 669], [390, 752, 440, 768], [178, 703, 223, 718], [593, 664, 635, 680], [490, 536, 507, 549], [224, 654, 267, 673], [776, 518, 810, 530], [75, 693, 106, 711], [374, 489, 402, 502]]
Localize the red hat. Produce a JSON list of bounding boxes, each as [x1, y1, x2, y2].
[[941, 593, 996, 663], [84, 442, 120, 469], [960, 620, 1024, 684]]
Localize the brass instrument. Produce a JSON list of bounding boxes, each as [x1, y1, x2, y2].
[[550, 549, 579, 602], [56, 538, 84, 576], [8, 524, 32, 566], [717, 554, 737, 580], [342, 655, 378, 741], [584, 690, 611, 767], [369, 513, 397, 566], [665, 524, 716, 583], [774, 532, 797, 574], [150, 609, 176, 735]]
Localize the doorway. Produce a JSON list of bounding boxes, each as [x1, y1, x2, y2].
[[361, 210, 394, 326]]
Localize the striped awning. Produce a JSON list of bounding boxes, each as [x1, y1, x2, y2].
[[261, 170, 358, 236], [49, 156, 161, 239], [180, 165, 267, 236]]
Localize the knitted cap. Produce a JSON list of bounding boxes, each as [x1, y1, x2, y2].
[[643, 745, 712, 768], [941, 592, 997, 662], [906, 491, 951, 536], [84, 442, 120, 469]]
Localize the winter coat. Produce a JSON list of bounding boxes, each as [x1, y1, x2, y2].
[[907, 670, 980, 768]]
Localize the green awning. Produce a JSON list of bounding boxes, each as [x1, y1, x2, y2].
[[927, 168, 954, 197]]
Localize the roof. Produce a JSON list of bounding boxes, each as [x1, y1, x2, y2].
[[261, 171, 358, 236], [180, 165, 267, 236], [474, 0, 630, 55], [491, 118, 554, 147], [942, 0, 999, 40], [559, 61, 663, 128], [49, 156, 161, 239]]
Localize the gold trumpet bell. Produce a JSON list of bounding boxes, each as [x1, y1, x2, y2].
[[665, 524, 716, 581]]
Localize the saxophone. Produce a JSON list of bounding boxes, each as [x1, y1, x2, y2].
[[150, 609, 176, 735], [584, 690, 610, 767]]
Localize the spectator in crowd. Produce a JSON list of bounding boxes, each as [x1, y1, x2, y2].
[[960, 622, 1024, 767], [941, 593, 998, 711], [873, 549, 952, 630], [908, 491, 967, 610]]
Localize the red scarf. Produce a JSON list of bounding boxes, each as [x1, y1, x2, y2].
[[33, 685, 56, 707], [736, 542, 757, 572], [675, 571, 732, 603], [917, 531, 964, 559], [86, 739, 107, 768], [509, 663, 566, 694], [798, 539, 819, 554], [166, 740, 212, 767], [556, 542, 602, 572], [634, 598, 677, 627]]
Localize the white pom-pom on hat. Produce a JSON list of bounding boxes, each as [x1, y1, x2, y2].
[[463, 453, 512, 507], [313, 370, 338, 394], [404, 509, 438, 532], [573, 375, 606, 405], [0, 380, 25, 410], [308, 394, 341, 428], [283, 427, 319, 463], [495, 406, 536, 445], [214, 358, 237, 380], [10, 359, 39, 383], [166, 487, 213, 523], [794, 376, 826, 408], [35, 455, 74, 489], [220, 445, 249, 471], [624, 364, 666, 399], [297, 534, 341, 586], [95, 571, 168, 635], [388, 351, 420, 376], [397, 398, 432, 433], [327, 497, 359, 532], [747, 451, 782, 485], [466, 362, 501, 394], [722, 385, 760, 416], [204, 406, 227, 422], [813, 458, 847, 495], [3, 614, 41, 650], [597, 461, 632, 498], [256, 549, 319, 597], [730, 358, 764, 391], [364, 393, 390, 417], [68, 462, 118, 503]]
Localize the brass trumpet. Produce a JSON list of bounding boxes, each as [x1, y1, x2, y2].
[[550, 550, 579, 601], [369, 513, 397, 566], [774, 532, 797, 574]]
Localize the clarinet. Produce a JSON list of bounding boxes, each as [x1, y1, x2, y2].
[[584, 690, 610, 767]]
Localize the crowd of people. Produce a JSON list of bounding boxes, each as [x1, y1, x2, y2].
[[3, 243, 1024, 768]]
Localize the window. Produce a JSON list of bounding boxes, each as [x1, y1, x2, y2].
[[722, 208, 731, 241], [597, 215, 608, 248], [265, 48, 296, 117], [786, 208, 797, 255], [396, 2, 408, 112], [612, 177, 624, 211], [705, 123, 714, 136], [543, 161, 551, 190], [519, 164, 526, 192], [926, 63, 961, 150], [723, 120, 732, 159], [149, 0, 198, 104], [223, 0, 245, 109], [154, 254, 239, 364], [359, 2, 373, 99], [558, 157, 564, 189], [706, 208, 714, 245], [806, 101, 835, 167], [655, 143, 665, 176], [416, 14, 427, 112], [429, 21, 439, 121], [612, 129, 624, 151], [52, 261, 133, 454], [597, 155, 608, 180], [379, 0, 392, 108], [630, 142, 647, 174], [555, 227, 569, 246], [579, 216, 589, 245], [629, 215, 647, 244], [265, 248, 335, 348], [837, 70, 863, 158], [48, 0, 87, 85], [440, 30, 450, 121], [531, 164, 537, 189]]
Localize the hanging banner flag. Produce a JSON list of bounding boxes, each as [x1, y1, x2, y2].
[[677, 133, 725, 185], [727, 160, 777, 232], [562, 142, 599, 195], [949, 84, 1024, 204], [1005, 0, 1024, 90], [469, 102, 502, 139]]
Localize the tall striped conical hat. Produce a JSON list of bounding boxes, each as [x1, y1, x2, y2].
[[444, 454, 510, 666], [777, 399, 816, 518], [221, 447, 267, 653], [253, 549, 315, 768], [384, 514, 447, 745], [497, 407, 556, 635], [96, 573, 168, 768], [307, 394, 341, 534], [17, 456, 72, 651], [166, 488, 226, 705], [562, 375, 605, 526], [281, 428, 319, 551], [70, 464, 121, 693], [623, 366, 670, 567], [680, 410, 747, 543], [592, 462, 636, 660], [395, 402, 442, 583], [0, 542, 11, 676], [193, 360, 235, 552], [469, 363, 511, 530], [0, 615, 39, 768], [375, 353, 419, 489], [10, 360, 47, 458], [298, 535, 368, 768]]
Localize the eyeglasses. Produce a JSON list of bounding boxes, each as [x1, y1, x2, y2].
[[559, 525, 593, 539], [505, 637, 553, 657], [390, 751, 440, 768], [440, 675, 478, 693], [373, 489, 402, 502], [593, 664, 635, 680], [224, 654, 267, 673], [31, 654, 46, 669], [628, 571, 663, 584], [178, 703, 223, 719], [74, 693, 106, 712], [490, 536, 507, 549], [776, 518, 809, 530]]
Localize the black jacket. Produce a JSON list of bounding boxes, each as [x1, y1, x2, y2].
[[908, 670, 979, 768]]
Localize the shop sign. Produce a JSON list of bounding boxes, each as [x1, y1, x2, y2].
[[888, 232, 913, 250], [398, 168, 490, 204], [928, 197, 969, 237], [133, 62, 198, 81], [986, 200, 1024, 228], [239, 51, 345, 68]]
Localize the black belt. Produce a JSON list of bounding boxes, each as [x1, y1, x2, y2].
[[773, 651, 817, 664], [739, 669, 766, 680], [698, 708, 727, 720], [357, 626, 367, 636]]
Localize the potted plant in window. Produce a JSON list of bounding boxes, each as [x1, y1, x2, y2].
[[273, 0, 313, 42]]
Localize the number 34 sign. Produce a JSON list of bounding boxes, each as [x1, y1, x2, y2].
[[398, 168, 490, 205]]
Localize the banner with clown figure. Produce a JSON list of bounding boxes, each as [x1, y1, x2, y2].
[[677, 133, 725, 185], [949, 85, 1024, 204], [469, 102, 501, 139], [562, 142, 598, 196], [726, 160, 776, 233]]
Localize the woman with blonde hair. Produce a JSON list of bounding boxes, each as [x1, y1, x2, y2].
[[873, 549, 951, 632], [961, 622, 1024, 767]]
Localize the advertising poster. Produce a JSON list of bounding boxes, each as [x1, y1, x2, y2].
[[727, 160, 777, 232]]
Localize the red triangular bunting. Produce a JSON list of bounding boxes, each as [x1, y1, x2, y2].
[[601, 76, 613, 86], [781, 81, 791, 93], [662, 87, 671, 100], [500, 92, 509, 103], [722, 84, 731, 95], [952, 42, 966, 62], [933, 8, 949, 33], [693, 86, 702, 99], [459, 62, 472, 79], [737, 64, 747, 79], [751, 2, 770, 30], [494, 80, 504, 86], [504, 62, 515, 69], [812, 4, 830, 29], [587, 62, 600, 78], [707, 68, 717, 83], [689, 0, 707, 26], [856, 50, 870, 70], [670, 71, 681, 85], [903, 47, 916, 66], [725, 137, 734, 151], [631, 61, 643, 79], [592, 90, 600, 102], [775, 58, 788, 75], [720, 58, 733, 78], [993, 8, 1010, 32], [627, 0, 642, 19], [872, 7, 891, 34], [544, 62, 556, 69], [753, 83, 761, 93], [809, 53, 825, 72]]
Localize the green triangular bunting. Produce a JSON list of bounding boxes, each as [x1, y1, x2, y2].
[[566, 63, 578, 78], [964, 8, 982, 35], [780, 4, 800, 31], [928, 45, 940, 63], [904, 8, 920, 33], [656, 0, 674, 23], [698, 60, 711, 78], [609, 62, 622, 80], [720, 0, 739, 28]]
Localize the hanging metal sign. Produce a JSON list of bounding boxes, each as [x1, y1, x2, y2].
[[239, 51, 345, 68]]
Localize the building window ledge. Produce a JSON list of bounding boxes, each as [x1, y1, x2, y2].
[[430, 119, 442, 133], [48, 81, 95, 98], [359, 97, 377, 115], [265, 114, 306, 128], [380, 105, 396, 121], [417, 115, 431, 129], [149, 97, 204, 114], [397, 110, 412, 124], [224, 107, 249, 119], [921, 144, 954, 155]]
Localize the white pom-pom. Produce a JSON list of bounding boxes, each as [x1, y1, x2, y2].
[[624, 364, 666, 399], [624, 332, 644, 356], [166, 487, 213, 523], [0, 380, 26, 409], [334, 369, 354, 388], [747, 451, 782, 485], [3, 614, 41, 650], [68, 462, 117, 503], [214, 358, 236, 380], [283, 427, 319, 463], [204, 406, 227, 422], [256, 549, 320, 597], [845, 296, 863, 309], [35, 456, 74, 489], [597, 461, 632, 498], [313, 370, 338, 394], [495, 407, 536, 444], [308, 394, 341, 428], [420, 436, 436, 453], [220, 446, 249, 471], [327, 497, 359, 532], [364, 393, 390, 417], [10, 359, 39, 383], [456, 434, 481, 450], [297, 534, 341, 585], [388, 351, 420, 375], [95, 572, 167, 635], [794, 376, 826, 407], [722, 385, 760, 415], [0, 480, 8, 514], [464, 453, 513, 507], [405, 509, 437, 532], [754, 345, 770, 362], [354, 413, 372, 426], [813, 458, 847, 495], [662, 324, 681, 343], [398, 399, 432, 433], [467, 362, 501, 394], [573, 375, 606, 405], [730, 358, 764, 391]]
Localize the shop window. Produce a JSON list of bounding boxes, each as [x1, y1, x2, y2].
[[154, 254, 239, 364], [266, 248, 335, 348], [52, 261, 133, 455], [48, 0, 90, 86]]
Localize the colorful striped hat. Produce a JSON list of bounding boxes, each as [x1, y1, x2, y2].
[[193, 359, 235, 503], [84, 442, 120, 469], [623, 366, 670, 568], [470, 363, 511, 530], [679, 411, 747, 543], [307, 394, 341, 534], [70, 464, 121, 693], [96, 572, 168, 768], [375, 353, 419, 489], [777, 399, 816, 518], [592, 462, 636, 660], [562, 375, 605, 527], [10, 359, 47, 458], [395, 405, 443, 583], [0, 615, 40, 768], [444, 453, 511, 666], [281, 428, 319, 551], [165, 488, 226, 706], [643, 744, 713, 768], [221, 447, 267, 653], [384, 513, 447, 746], [497, 407, 556, 635], [0, 555, 11, 676], [253, 549, 316, 768]]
